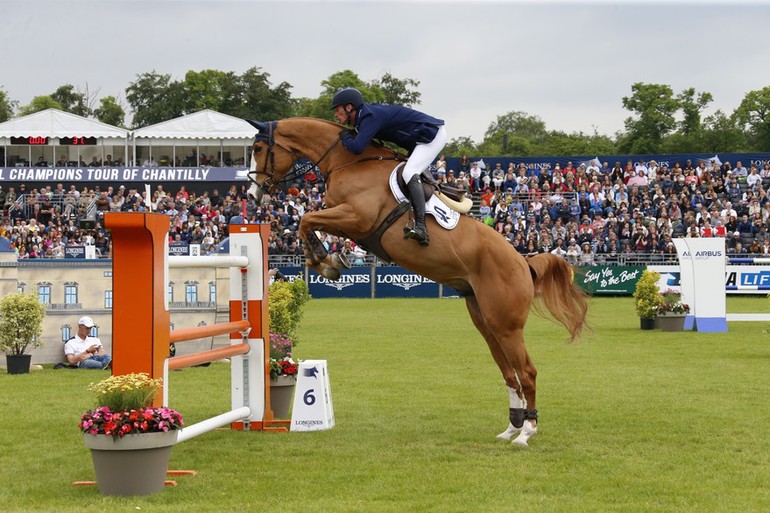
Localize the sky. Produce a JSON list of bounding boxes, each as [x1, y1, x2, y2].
[[1, 0, 769, 142]]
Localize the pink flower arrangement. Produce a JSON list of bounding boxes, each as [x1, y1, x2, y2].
[[79, 406, 184, 438], [79, 373, 183, 439]]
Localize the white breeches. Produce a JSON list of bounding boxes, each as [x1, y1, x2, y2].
[[403, 125, 447, 182]]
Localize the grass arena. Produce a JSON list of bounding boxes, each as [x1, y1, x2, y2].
[[2, 295, 770, 512]]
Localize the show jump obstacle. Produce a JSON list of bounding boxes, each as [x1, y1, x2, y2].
[[104, 212, 286, 438], [674, 238, 770, 330]]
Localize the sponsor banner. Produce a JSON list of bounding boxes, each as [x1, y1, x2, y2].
[[0, 166, 249, 183], [576, 265, 644, 295], [168, 243, 189, 256], [374, 267, 439, 297], [649, 264, 770, 295], [307, 267, 372, 298], [64, 245, 86, 259]]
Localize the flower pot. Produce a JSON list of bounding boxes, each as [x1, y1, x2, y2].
[[640, 317, 656, 330], [5, 354, 31, 374], [83, 431, 178, 496], [657, 314, 686, 332], [270, 375, 296, 419]]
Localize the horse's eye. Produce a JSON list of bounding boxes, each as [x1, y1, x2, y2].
[[253, 146, 262, 153]]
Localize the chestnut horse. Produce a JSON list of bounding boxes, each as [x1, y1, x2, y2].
[[247, 117, 588, 446]]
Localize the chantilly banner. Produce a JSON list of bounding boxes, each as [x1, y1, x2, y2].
[[0, 166, 249, 183]]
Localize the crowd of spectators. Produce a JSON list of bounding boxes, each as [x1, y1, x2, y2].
[[439, 156, 770, 263], [2, 154, 770, 264]]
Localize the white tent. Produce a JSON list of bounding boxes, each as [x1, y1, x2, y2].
[[0, 108, 128, 139], [132, 109, 257, 141], [131, 110, 257, 167], [0, 109, 129, 166]]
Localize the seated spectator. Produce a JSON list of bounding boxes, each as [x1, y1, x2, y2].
[[64, 316, 111, 369]]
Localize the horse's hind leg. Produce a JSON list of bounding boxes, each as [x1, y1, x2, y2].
[[466, 295, 539, 447]]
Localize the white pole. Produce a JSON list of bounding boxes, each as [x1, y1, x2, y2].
[[175, 406, 251, 443]]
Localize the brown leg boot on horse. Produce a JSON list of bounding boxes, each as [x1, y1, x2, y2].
[[403, 175, 430, 246]]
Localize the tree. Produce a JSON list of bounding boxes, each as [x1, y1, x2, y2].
[[371, 72, 421, 107], [236, 67, 294, 121], [677, 87, 713, 137], [734, 86, 770, 151], [18, 96, 63, 116], [443, 136, 478, 158], [619, 82, 679, 154], [94, 96, 126, 127], [50, 84, 92, 117], [701, 109, 747, 153], [0, 88, 16, 122], [125, 71, 185, 128], [536, 131, 616, 157]]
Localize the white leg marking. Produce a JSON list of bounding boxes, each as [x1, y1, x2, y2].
[[511, 420, 538, 447], [496, 382, 525, 441]]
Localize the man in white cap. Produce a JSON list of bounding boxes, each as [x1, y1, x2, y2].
[[64, 316, 111, 369]]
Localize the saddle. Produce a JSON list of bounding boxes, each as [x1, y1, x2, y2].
[[394, 164, 469, 207]]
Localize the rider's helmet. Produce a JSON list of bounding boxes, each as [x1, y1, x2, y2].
[[331, 88, 364, 110]]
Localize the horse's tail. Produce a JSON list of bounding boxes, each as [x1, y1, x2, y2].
[[526, 253, 589, 342]]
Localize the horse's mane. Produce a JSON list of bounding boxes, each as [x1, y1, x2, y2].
[[282, 117, 407, 160]]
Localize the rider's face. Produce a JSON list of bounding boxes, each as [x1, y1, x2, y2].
[[334, 105, 354, 124]]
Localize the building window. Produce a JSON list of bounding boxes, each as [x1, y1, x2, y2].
[[61, 325, 72, 342], [209, 282, 216, 303], [64, 283, 78, 305], [17, 282, 25, 294], [37, 283, 51, 304], [90, 326, 98, 337], [105, 290, 113, 309], [168, 282, 174, 304], [185, 283, 198, 304]]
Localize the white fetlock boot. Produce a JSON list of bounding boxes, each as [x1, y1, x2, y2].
[[497, 384, 524, 441], [496, 423, 522, 441]]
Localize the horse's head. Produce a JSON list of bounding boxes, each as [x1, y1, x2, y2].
[[247, 120, 296, 201]]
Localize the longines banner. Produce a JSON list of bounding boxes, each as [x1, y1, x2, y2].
[[276, 266, 447, 298], [0, 167, 249, 182]]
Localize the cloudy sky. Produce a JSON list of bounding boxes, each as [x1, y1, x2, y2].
[[1, 0, 769, 142]]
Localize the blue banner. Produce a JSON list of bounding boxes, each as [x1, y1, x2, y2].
[[306, 267, 372, 298], [374, 267, 440, 297], [0, 166, 248, 183], [445, 152, 770, 174]]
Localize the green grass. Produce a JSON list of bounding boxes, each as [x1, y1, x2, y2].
[[1, 296, 770, 512]]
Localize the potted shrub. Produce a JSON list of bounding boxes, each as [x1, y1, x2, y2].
[[633, 270, 663, 330], [655, 289, 691, 332], [0, 292, 46, 374], [79, 373, 184, 496], [267, 277, 310, 418]]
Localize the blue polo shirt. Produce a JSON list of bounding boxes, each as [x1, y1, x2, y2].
[[341, 103, 444, 154]]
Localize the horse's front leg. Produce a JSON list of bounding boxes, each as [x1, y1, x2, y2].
[[299, 204, 361, 281]]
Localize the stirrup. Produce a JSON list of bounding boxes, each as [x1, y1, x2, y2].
[[404, 226, 429, 246]]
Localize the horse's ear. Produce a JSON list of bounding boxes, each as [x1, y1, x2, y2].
[[246, 120, 268, 132]]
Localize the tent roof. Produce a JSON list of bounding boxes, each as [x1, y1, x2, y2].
[[0, 109, 128, 138], [132, 109, 257, 140]]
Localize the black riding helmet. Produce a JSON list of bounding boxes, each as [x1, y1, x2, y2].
[[331, 88, 364, 110]]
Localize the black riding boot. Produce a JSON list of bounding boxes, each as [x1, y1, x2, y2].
[[403, 175, 429, 246]]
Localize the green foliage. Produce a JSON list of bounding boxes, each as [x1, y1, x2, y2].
[[268, 278, 310, 340], [93, 95, 125, 127], [0, 87, 16, 122], [17, 96, 63, 116], [632, 269, 663, 319], [50, 84, 91, 117], [619, 83, 679, 154], [735, 86, 770, 150], [0, 292, 46, 355]]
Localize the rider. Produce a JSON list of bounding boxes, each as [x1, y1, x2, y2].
[[331, 87, 446, 246]]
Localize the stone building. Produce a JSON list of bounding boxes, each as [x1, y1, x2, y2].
[[3, 254, 234, 365]]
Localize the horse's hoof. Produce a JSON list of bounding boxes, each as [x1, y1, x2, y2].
[[332, 253, 351, 270], [510, 421, 537, 447], [321, 267, 341, 280], [496, 424, 522, 441], [510, 439, 529, 448]]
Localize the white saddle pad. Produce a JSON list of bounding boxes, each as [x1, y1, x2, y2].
[[388, 167, 461, 230]]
